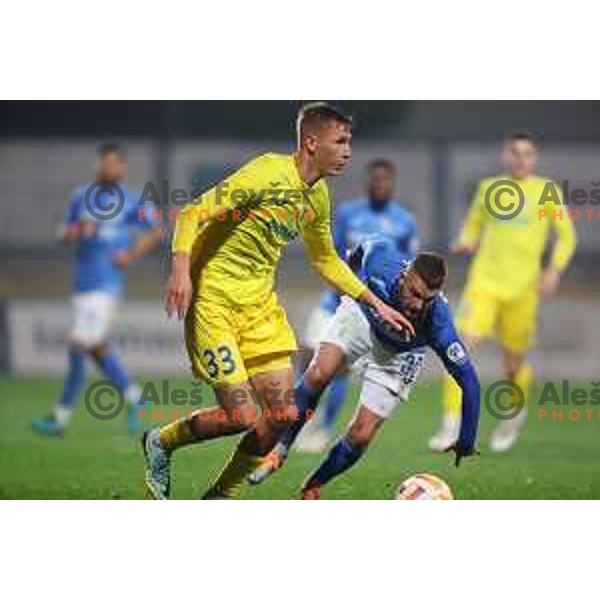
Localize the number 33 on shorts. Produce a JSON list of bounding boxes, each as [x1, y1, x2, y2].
[[201, 345, 237, 379]]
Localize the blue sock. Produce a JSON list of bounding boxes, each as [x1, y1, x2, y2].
[[279, 376, 325, 450], [322, 375, 348, 432], [58, 349, 87, 408], [93, 351, 131, 392], [305, 436, 365, 488]]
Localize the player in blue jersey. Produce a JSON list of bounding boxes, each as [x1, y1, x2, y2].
[[298, 159, 418, 452], [250, 237, 480, 496], [32, 143, 163, 436]]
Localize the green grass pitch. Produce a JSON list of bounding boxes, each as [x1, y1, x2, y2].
[[1, 376, 599, 499]]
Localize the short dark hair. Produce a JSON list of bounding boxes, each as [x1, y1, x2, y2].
[[412, 252, 447, 290], [297, 102, 353, 136], [506, 131, 539, 148], [98, 142, 126, 159], [368, 158, 395, 174]]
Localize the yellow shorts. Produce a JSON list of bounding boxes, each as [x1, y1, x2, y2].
[[184, 292, 297, 385], [455, 285, 539, 354]]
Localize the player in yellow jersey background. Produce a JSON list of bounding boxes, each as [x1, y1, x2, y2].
[[429, 133, 577, 453], [142, 103, 415, 499]]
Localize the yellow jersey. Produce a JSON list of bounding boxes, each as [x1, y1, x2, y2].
[[458, 174, 577, 299], [172, 153, 367, 306]]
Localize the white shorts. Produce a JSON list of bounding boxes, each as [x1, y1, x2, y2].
[[70, 291, 118, 346], [303, 304, 335, 349], [320, 297, 425, 419]]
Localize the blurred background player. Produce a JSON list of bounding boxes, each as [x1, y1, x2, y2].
[[32, 143, 163, 436], [298, 159, 418, 452], [429, 132, 577, 453], [250, 238, 480, 493]]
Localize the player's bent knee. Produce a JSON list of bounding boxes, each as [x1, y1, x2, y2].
[[346, 421, 376, 449]]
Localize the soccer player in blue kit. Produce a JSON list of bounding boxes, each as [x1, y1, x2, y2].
[[32, 143, 163, 436], [251, 237, 480, 497], [298, 159, 418, 452]]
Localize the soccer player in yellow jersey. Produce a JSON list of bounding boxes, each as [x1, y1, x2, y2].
[[429, 132, 577, 453], [142, 103, 414, 499]]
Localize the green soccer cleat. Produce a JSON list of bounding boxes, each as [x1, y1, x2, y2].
[[32, 416, 64, 437], [142, 429, 171, 500]]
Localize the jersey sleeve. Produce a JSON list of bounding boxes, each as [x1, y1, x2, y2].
[[65, 192, 82, 225], [126, 190, 159, 231], [332, 203, 349, 258], [172, 154, 271, 254], [302, 186, 367, 300], [456, 180, 487, 247], [407, 214, 419, 255], [542, 184, 577, 272], [428, 300, 481, 451]]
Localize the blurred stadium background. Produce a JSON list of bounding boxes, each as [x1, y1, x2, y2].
[[1, 101, 598, 380]]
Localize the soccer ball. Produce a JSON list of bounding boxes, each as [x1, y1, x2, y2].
[[395, 473, 453, 500]]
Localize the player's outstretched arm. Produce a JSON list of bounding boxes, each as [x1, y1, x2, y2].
[[165, 252, 193, 320], [444, 361, 480, 466], [430, 313, 481, 466]]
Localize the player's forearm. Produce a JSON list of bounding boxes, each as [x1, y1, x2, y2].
[[452, 362, 480, 451], [131, 228, 164, 261], [550, 219, 577, 273], [170, 251, 191, 276], [312, 254, 367, 300], [172, 204, 200, 254]]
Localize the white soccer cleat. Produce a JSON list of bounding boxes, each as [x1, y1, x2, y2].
[[427, 415, 460, 452], [490, 410, 528, 453], [296, 428, 331, 454]]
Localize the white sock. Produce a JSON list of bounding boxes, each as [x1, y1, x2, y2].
[[54, 405, 73, 426], [125, 384, 142, 406]]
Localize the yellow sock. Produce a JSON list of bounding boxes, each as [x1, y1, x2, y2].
[[159, 418, 194, 451], [512, 362, 533, 409], [208, 445, 263, 499], [442, 376, 462, 419]]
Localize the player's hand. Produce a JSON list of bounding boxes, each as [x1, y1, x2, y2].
[[539, 267, 560, 297], [165, 254, 193, 320], [450, 241, 476, 255], [112, 250, 135, 270], [373, 299, 415, 340], [444, 442, 479, 467]]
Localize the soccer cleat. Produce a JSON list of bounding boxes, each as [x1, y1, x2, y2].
[[300, 484, 321, 500], [142, 429, 172, 499], [490, 410, 528, 453], [247, 444, 287, 485], [126, 403, 142, 437], [427, 415, 460, 452], [296, 428, 331, 454], [32, 416, 64, 437]]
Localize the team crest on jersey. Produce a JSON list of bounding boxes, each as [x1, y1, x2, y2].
[[446, 341, 467, 365]]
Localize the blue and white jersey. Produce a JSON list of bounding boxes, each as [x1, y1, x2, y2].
[[320, 197, 418, 313], [66, 182, 155, 296], [357, 236, 480, 450]]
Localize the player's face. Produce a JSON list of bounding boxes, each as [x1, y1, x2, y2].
[[368, 166, 395, 205], [313, 121, 352, 176], [98, 152, 126, 181], [398, 270, 438, 321], [502, 139, 538, 179]]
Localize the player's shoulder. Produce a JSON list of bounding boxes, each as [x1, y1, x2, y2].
[[389, 201, 416, 222], [476, 174, 506, 189], [530, 174, 561, 189], [428, 292, 454, 326], [338, 196, 367, 216], [70, 183, 89, 201]]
